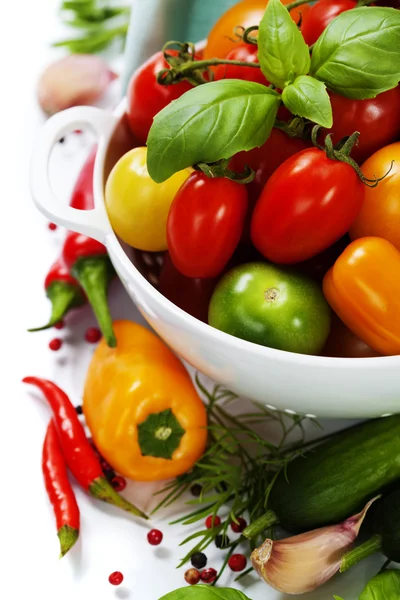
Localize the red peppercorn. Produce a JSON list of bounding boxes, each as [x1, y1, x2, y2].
[[147, 529, 163, 546], [48, 222, 57, 231], [111, 475, 127, 492], [85, 327, 102, 344], [49, 338, 62, 352], [231, 517, 247, 533], [200, 568, 217, 584], [109, 571, 124, 586], [184, 568, 200, 585], [74, 129, 83, 135], [228, 554, 247, 572], [54, 320, 64, 330], [205, 515, 221, 529]]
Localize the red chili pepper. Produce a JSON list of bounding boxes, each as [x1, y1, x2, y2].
[[24, 377, 148, 519], [42, 420, 80, 557], [30, 148, 116, 347], [29, 259, 85, 331]]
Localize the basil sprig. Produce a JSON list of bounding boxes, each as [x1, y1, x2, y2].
[[311, 7, 400, 99], [147, 80, 280, 183], [159, 586, 252, 600], [282, 76, 332, 128]]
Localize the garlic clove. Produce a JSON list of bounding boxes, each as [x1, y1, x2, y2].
[[251, 498, 377, 595], [37, 55, 117, 116]]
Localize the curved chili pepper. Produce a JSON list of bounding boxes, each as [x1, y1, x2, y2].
[[43, 420, 80, 557], [29, 259, 85, 331], [30, 148, 116, 347], [24, 376, 148, 519]]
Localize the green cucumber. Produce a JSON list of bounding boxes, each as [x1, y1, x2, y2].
[[263, 415, 400, 533]]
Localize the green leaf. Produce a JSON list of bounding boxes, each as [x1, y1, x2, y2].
[[257, 0, 310, 88], [310, 7, 400, 99], [282, 76, 332, 127], [137, 409, 185, 460], [359, 571, 400, 600], [159, 586, 252, 600], [146, 80, 281, 183]]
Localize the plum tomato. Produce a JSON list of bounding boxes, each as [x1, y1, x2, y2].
[[214, 44, 268, 85], [208, 262, 331, 355], [167, 172, 248, 278], [301, 0, 357, 46], [127, 51, 195, 145], [105, 147, 190, 252], [328, 87, 400, 165], [321, 314, 381, 358], [251, 148, 365, 264], [350, 142, 400, 251], [204, 0, 310, 60], [159, 254, 217, 323]]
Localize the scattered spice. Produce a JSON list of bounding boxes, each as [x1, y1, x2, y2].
[[49, 338, 62, 352], [111, 475, 127, 492], [148, 529, 163, 546], [75, 405, 83, 416], [54, 320, 64, 330], [215, 533, 230, 549], [185, 568, 201, 585], [200, 568, 217, 584], [109, 571, 124, 586], [85, 327, 102, 344], [191, 552, 207, 569], [48, 222, 57, 231], [190, 483, 203, 497], [205, 515, 221, 529], [231, 517, 247, 533], [228, 554, 247, 572]]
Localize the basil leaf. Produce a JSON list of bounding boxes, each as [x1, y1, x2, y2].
[[257, 0, 310, 88], [310, 7, 400, 99], [359, 571, 400, 600], [147, 80, 280, 183], [159, 585, 252, 600], [282, 76, 332, 128]]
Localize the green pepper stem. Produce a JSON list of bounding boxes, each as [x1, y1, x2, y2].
[[340, 534, 382, 573], [58, 524, 79, 558], [90, 476, 148, 519], [28, 281, 84, 332], [72, 255, 117, 348], [243, 510, 279, 539]]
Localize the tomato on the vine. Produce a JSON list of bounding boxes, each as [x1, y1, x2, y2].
[[251, 148, 365, 264], [327, 87, 400, 165], [127, 51, 195, 145], [208, 262, 331, 355], [204, 0, 310, 60], [301, 0, 357, 46], [350, 142, 400, 251], [214, 44, 268, 85], [167, 172, 248, 278], [105, 147, 191, 252]]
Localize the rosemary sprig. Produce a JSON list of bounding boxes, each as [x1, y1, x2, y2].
[[154, 373, 320, 579], [54, 0, 130, 54]]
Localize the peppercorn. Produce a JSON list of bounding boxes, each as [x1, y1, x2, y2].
[[231, 517, 247, 533], [184, 568, 200, 585], [200, 568, 217, 584], [190, 483, 203, 497], [215, 533, 230, 549], [190, 552, 207, 569]]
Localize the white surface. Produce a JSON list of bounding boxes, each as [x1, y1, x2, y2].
[[0, 1, 387, 599]]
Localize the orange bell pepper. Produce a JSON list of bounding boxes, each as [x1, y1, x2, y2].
[[323, 237, 400, 356], [83, 320, 208, 481]]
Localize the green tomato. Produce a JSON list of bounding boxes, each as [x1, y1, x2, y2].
[[208, 262, 331, 355]]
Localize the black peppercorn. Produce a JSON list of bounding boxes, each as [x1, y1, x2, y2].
[[190, 483, 203, 497], [190, 552, 207, 569], [215, 534, 230, 549]]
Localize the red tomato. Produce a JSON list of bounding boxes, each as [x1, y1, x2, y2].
[[214, 44, 268, 85], [231, 129, 310, 204], [301, 0, 356, 46], [251, 149, 365, 264], [167, 173, 248, 278], [327, 87, 400, 164], [296, 235, 350, 282], [204, 0, 310, 60], [127, 51, 194, 145], [321, 314, 381, 358], [159, 254, 217, 323]]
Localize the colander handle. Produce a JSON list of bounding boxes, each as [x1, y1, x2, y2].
[[30, 106, 119, 243]]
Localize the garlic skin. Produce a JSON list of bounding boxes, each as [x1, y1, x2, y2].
[[37, 55, 117, 115], [251, 498, 377, 595]]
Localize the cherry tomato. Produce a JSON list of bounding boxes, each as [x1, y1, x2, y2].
[[251, 148, 365, 264], [327, 87, 400, 164], [159, 254, 217, 323], [209, 262, 331, 354], [322, 314, 381, 358], [301, 0, 356, 46], [167, 173, 248, 278], [105, 147, 190, 252], [350, 142, 400, 251], [214, 44, 268, 85], [231, 128, 310, 204], [204, 0, 310, 60], [127, 51, 194, 145]]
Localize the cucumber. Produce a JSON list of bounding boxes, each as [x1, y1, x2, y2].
[[268, 415, 400, 532], [380, 489, 400, 561]]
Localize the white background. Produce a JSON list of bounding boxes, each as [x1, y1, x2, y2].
[[0, 1, 386, 599]]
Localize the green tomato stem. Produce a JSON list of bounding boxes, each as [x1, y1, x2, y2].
[[340, 535, 382, 573]]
